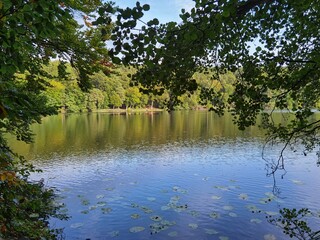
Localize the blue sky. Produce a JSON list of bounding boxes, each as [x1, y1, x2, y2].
[[113, 0, 195, 23]]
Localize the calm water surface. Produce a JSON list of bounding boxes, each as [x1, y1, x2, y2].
[[9, 111, 320, 240]]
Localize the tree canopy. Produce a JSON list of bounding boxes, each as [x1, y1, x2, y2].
[[0, 0, 112, 238], [108, 0, 320, 173]]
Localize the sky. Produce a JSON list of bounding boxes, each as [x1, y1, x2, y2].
[[113, 0, 195, 23]]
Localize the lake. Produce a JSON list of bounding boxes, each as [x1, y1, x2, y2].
[[9, 111, 320, 240]]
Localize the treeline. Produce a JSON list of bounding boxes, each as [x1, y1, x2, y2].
[[32, 61, 237, 112], [32, 61, 319, 113]]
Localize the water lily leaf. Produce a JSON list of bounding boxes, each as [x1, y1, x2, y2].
[[238, 193, 248, 200], [291, 179, 304, 185], [70, 223, 84, 229], [129, 226, 145, 233], [188, 223, 198, 229], [209, 212, 220, 219], [89, 205, 98, 210], [250, 218, 262, 224], [223, 205, 233, 211], [219, 236, 229, 240], [147, 197, 156, 201], [101, 207, 112, 214], [246, 204, 261, 213], [131, 214, 140, 219], [264, 234, 276, 240], [214, 186, 229, 191], [80, 199, 90, 206], [131, 203, 139, 208], [229, 212, 237, 217], [189, 210, 200, 217], [168, 231, 178, 237], [259, 198, 272, 204], [150, 215, 162, 221], [96, 194, 105, 199], [205, 228, 218, 235], [161, 205, 171, 211], [170, 196, 180, 202], [109, 231, 119, 237], [97, 201, 107, 207], [265, 211, 278, 216], [140, 206, 153, 213], [106, 187, 115, 191], [211, 195, 222, 200], [80, 210, 89, 214], [202, 177, 210, 181]]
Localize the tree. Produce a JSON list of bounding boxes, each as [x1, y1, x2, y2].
[[108, 0, 320, 173], [0, 0, 112, 238]]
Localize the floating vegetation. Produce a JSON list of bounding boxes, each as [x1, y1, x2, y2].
[[89, 205, 98, 210], [131, 203, 139, 208], [259, 198, 273, 204], [129, 181, 138, 185], [80, 198, 90, 206], [214, 186, 229, 191], [150, 220, 176, 234], [189, 210, 200, 217], [238, 193, 249, 200], [246, 204, 261, 213], [161, 205, 171, 211], [264, 234, 276, 240], [96, 194, 105, 199], [105, 187, 115, 191], [109, 231, 119, 237], [209, 212, 220, 219], [150, 215, 162, 222], [250, 218, 262, 224], [168, 231, 178, 237], [229, 212, 237, 217], [80, 210, 89, 214], [131, 214, 140, 219], [188, 223, 198, 229], [205, 228, 219, 235], [170, 195, 180, 202], [147, 197, 156, 201], [172, 186, 188, 194], [265, 211, 278, 216], [219, 236, 229, 240], [291, 179, 304, 185], [202, 177, 210, 181], [129, 226, 145, 233], [223, 205, 234, 211], [97, 201, 107, 207], [70, 223, 84, 229], [101, 207, 112, 214], [140, 206, 153, 214], [211, 195, 222, 200], [161, 189, 169, 193]]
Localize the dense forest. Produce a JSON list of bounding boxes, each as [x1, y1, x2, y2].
[[32, 61, 320, 113]]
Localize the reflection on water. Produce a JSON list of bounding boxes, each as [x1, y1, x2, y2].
[[8, 111, 320, 240]]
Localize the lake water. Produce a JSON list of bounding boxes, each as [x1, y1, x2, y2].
[[9, 111, 320, 240]]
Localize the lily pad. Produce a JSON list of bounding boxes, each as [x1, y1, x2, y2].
[[188, 223, 198, 229], [219, 236, 229, 240], [250, 218, 262, 224], [238, 193, 249, 200], [70, 223, 84, 229], [265, 211, 278, 216], [140, 206, 153, 214], [189, 210, 200, 217], [168, 231, 178, 237], [101, 207, 112, 214], [150, 215, 162, 222], [205, 228, 218, 235], [97, 201, 107, 207], [223, 205, 234, 211], [80, 210, 89, 214], [209, 212, 220, 219], [147, 197, 156, 201], [229, 212, 237, 217], [96, 194, 105, 199], [109, 231, 119, 237], [129, 226, 145, 233], [161, 205, 171, 211], [211, 195, 222, 200], [264, 234, 276, 240], [131, 214, 140, 219]]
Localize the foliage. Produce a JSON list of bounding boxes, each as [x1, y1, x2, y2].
[[107, 0, 320, 171], [267, 208, 320, 240], [0, 0, 112, 238]]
